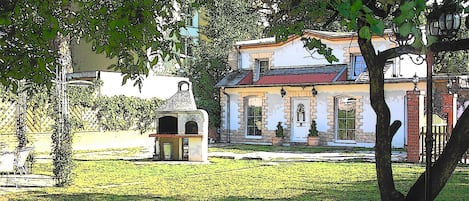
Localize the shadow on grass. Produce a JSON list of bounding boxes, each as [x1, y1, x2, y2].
[[8, 193, 171, 201], [6, 170, 468, 201], [8, 191, 361, 201]]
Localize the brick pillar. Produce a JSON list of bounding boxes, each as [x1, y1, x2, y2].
[[406, 90, 421, 163], [441, 93, 456, 135]]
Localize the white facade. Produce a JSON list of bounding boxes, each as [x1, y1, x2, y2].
[[99, 71, 189, 100], [218, 30, 427, 148]]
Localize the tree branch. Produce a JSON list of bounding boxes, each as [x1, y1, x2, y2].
[[364, 0, 389, 18], [430, 38, 469, 53], [322, 11, 338, 29], [378, 45, 421, 61], [389, 120, 402, 138]]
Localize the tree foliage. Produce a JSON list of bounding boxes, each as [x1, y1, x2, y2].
[[0, 0, 187, 90], [75, 0, 186, 88], [0, 0, 66, 90], [1, 0, 187, 187], [183, 0, 264, 128], [262, 0, 469, 200]]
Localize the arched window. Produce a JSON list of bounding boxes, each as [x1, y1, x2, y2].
[[185, 121, 198, 134], [297, 103, 305, 122]]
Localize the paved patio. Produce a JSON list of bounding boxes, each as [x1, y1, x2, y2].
[[208, 151, 408, 162], [0, 174, 55, 195]]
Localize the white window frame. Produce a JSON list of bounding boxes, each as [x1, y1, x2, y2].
[[351, 55, 367, 79], [254, 59, 269, 81], [335, 96, 357, 143], [244, 96, 263, 139]]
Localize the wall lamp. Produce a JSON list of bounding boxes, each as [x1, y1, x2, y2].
[[280, 87, 286, 98], [311, 85, 318, 96]]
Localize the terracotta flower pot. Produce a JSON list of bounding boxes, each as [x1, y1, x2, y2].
[[307, 136, 320, 146], [272, 137, 283, 146]]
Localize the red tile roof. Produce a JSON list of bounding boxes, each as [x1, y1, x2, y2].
[[215, 65, 348, 87], [256, 73, 339, 85], [239, 71, 253, 85]]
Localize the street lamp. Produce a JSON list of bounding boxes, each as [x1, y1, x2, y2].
[[424, 1, 462, 200], [427, 1, 462, 38]]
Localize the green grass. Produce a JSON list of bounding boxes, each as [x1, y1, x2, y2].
[[3, 148, 468, 200]]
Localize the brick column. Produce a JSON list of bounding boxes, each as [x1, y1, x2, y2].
[[441, 93, 456, 135], [407, 90, 421, 163]]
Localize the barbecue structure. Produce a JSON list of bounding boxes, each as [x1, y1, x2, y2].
[[149, 81, 208, 162]]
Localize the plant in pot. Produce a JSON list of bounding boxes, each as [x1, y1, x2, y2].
[[272, 122, 284, 146], [308, 120, 320, 146]]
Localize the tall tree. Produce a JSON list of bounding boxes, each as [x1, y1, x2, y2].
[[0, 0, 185, 90], [1, 0, 188, 186], [182, 0, 264, 128], [262, 0, 469, 200]]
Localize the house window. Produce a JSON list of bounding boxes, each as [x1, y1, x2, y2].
[[245, 97, 262, 137], [351, 55, 367, 79], [254, 59, 269, 81], [181, 37, 193, 57], [335, 97, 356, 141], [388, 60, 400, 77]]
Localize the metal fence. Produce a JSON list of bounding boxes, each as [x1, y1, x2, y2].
[[420, 125, 469, 163]]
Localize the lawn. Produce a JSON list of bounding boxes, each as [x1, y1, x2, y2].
[[3, 146, 468, 201]]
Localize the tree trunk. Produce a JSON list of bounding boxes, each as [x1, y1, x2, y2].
[[358, 37, 404, 201]]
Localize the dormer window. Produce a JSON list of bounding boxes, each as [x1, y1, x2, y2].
[[351, 55, 367, 79], [254, 59, 269, 81]]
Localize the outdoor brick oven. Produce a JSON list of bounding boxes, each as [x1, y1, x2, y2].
[[149, 80, 208, 162]]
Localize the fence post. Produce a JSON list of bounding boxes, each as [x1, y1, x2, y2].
[[406, 90, 422, 163], [441, 93, 457, 135]]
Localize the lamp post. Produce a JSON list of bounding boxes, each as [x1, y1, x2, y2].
[[424, 1, 461, 200], [424, 49, 434, 201]]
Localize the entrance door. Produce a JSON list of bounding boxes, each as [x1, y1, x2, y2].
[[291, 97, 310, 142]]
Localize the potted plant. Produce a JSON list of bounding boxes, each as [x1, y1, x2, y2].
[[272, 122, 284, 146], [308, 120, 320, 146]]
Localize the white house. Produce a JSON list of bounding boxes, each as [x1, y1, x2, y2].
[[216, 30, 428, 148]]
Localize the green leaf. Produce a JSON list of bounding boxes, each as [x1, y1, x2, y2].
[[426, 35, 439, 47], [371, 21, 385, 36], [0, 17, 11, 25], [338, 3, 350, 18], [122, 74, 130, 85], [400, 1, 415, 13], [359, 26, 371, 40], [399, 23, 412, 38], [362, 5, 373, 14], [351, 0, 363, 13]]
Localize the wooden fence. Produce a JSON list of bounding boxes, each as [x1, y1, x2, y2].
[[0, 102, 99, 135], [420, 125, 469, 163]]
